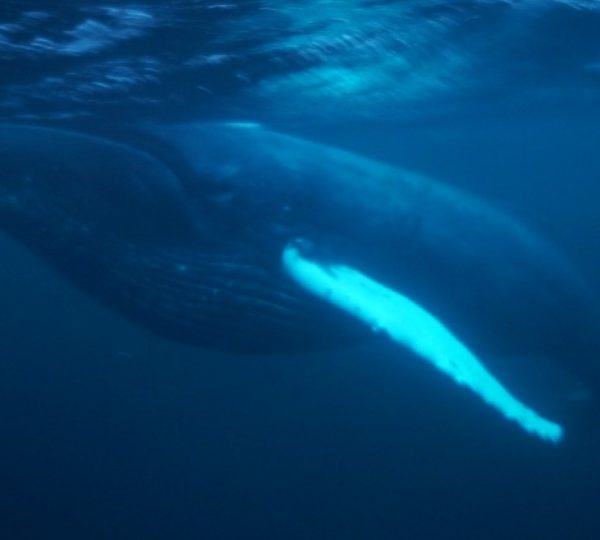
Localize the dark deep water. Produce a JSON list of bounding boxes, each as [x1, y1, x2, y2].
[[1, 1, 600, 539]]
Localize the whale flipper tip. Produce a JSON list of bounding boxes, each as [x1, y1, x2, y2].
[[282, 241, 564, 445]]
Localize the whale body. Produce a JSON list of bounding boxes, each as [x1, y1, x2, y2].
[[0, 122, 597, 441]]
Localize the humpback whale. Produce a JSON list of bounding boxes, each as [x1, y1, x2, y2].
[[0, 122, 597, 443]]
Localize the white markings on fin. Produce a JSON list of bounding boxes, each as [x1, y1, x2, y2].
[[282, 243, 563, 444]]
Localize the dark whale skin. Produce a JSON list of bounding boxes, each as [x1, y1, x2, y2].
[[0, 123, 597, 382], [0, 124, 361, 353]]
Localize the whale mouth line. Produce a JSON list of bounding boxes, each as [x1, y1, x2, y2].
[[282, 240, 564, 444]]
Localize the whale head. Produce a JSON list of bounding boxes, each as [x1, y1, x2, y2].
[[0, 124, 196, 244]]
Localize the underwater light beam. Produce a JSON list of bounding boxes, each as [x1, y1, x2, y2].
[[283, 243, 564, 444]]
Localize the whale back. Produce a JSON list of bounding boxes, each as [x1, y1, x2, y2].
[[0, 123, 598, 369]]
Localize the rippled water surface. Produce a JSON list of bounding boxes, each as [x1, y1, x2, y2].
[[1, 1, 600, 539]]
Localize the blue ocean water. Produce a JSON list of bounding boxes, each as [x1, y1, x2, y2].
[[1, 1, 599, 539]]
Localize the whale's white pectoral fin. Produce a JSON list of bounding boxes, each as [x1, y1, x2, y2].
[[282, 243, 564, 444]]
